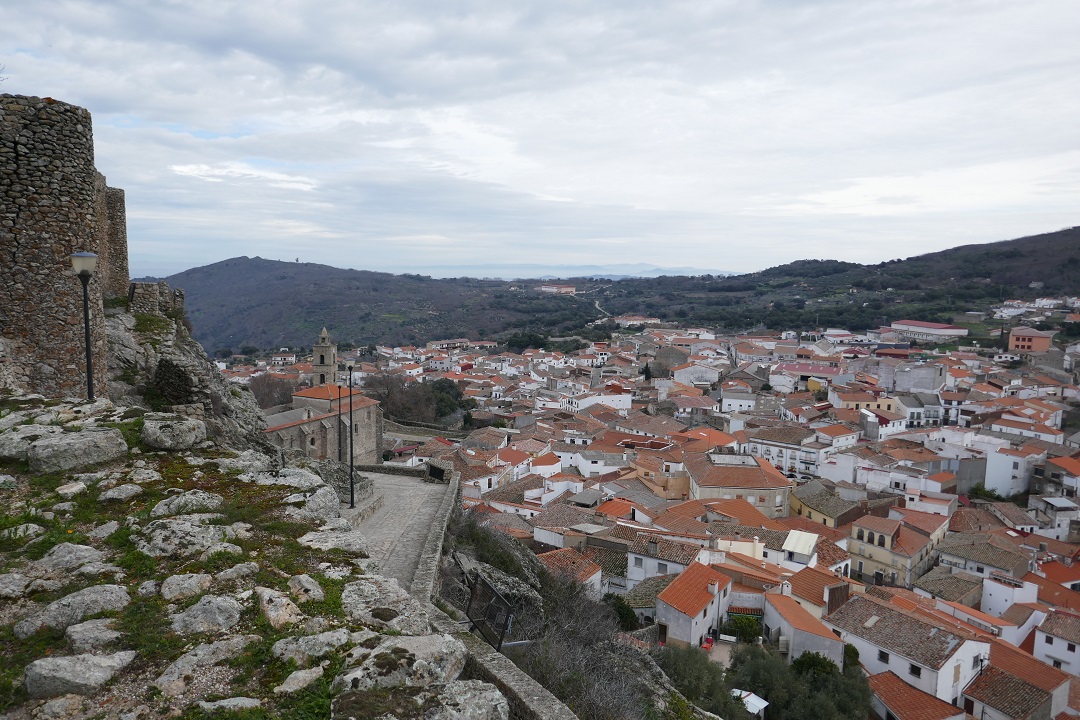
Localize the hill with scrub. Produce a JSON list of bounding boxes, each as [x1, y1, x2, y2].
[[169, 226, 1080, 351]]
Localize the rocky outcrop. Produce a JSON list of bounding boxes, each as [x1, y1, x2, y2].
[[154, 635, 262, 697], [105, 311, 269, 451], [253, 586, 304, 629], [141, 413, 207, 449], [160, 573, 213, 601], [169, 595, 242, 635], [331, 634, 468, 693], [149, 489, 223, 517], [0, 391, 518, 719], [14, 584, 130, 639], [24, 651, 137, 698], [27, 427, 128, 474]]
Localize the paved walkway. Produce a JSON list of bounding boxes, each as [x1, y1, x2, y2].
[[342, 472, 451, 589]]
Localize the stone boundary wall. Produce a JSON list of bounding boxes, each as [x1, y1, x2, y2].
[[327, 473, 374, 506], [383, 418, 469, 440], [352, 463, 426, 478], [0, 94, 130, 398], [457, 633, 580, 720], [410, 477, 460, 600], [413, 477, 579, 719]]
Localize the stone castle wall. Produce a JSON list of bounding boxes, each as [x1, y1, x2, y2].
[[128, 280, 185, 317], [0, 94, 132, 398]]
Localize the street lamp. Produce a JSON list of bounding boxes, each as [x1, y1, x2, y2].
[[347, 364, 355, 509], [336, 377, 343, 463], [70, 252, 98, 401]]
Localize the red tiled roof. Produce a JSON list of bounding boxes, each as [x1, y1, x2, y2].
[[628, 534, 704, 565], [765, 593, 839, 640], [868, 672, 964, 720], [989, 636, 1070, 693], [595, 499, 636, 518], [293, 384, 368, 400], [705, 498, 787, 530], [656, 562, 731, 617], [537, 548, 602, 584], [788, 565, 847, 608], [1023, 572, 1080, 611], [1040, 560, 1080, 585], [964, 666, 1048, 719]]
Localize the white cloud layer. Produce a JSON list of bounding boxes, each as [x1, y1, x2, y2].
[[4, 0, 1079, 277]]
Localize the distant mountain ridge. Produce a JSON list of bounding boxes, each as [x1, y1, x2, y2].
[[168, 226, 1080, 351], [374, 262, 734, 280]]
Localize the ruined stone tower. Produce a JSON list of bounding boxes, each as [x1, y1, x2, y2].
[[0, 94, 129, 398]]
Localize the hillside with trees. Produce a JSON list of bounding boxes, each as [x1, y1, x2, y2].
[[169, 226, 1080, 351]]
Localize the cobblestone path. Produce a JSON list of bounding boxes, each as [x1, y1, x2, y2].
[[343, 473, 451, 589]]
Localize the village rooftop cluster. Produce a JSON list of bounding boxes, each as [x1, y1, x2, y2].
[[220, 298, 1080, 720]]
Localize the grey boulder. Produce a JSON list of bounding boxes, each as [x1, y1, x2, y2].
[[254, 586, 304, 629], [342, 575, 430, 635], [150, 489, 223, 518], [141, 413, 208, 450], [154, 635, 260, 696], [169, 594, 241, 635], [272, 628, 352, 666], [29, 542, 105, 574], [14, 584, 130, 639], [160, 573, 213, 601], [66, 618, 121, 652], [331, 634, 467, 693], [28, 427, 128, 474], [288, 574, 325, 603], [284, 485, 341, 522], [98, 484, 144, 502], [24, 650, 136, 698]]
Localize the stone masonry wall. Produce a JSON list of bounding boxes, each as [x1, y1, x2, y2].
[[0, 94, 127, 398], [102, 186, 129, 298], [128, 280, 185, 317]]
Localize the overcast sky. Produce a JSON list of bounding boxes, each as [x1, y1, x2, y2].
[[5, 1, 1079, 278]]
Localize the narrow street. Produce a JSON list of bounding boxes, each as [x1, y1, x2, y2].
[[341, 472, 452, 588]]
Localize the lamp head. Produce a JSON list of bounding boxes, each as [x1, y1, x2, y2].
[[70, 251, 98, 277]]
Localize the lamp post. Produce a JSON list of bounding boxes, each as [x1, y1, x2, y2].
[[336, 378, 343, 463], [70, 252, 98, 401], [347, 364, 355, 509]]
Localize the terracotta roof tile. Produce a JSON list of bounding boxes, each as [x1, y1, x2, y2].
[[656, 562, 731, 617], [1040, 608, 1080, 644], [537, 548, 602, 584], [788, 565, 847, 608], [766, 593, 839, 640], [628, 534, 705, 565], [964, 666, 1048, 718], [988, 636, 1070, 692], [624, 574, 677, 609], [869, 671, 966, 720], [825, 595, 972, 669]]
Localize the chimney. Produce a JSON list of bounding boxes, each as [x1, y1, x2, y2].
[[648, 538, 658, 555], [781, 580, 792, 596], [708, 581, 718, 596]]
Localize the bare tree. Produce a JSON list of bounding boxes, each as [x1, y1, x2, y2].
[[248, 374, 297, 409]]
